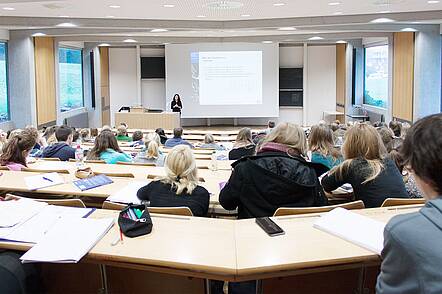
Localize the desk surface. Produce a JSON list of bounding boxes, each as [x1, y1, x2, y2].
[[0, 205, 422, 281]]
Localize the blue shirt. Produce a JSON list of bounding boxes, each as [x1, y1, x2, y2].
[[99, 148, 132, 164], [164, 137, 193, 148], [311, 152, 343, 169]]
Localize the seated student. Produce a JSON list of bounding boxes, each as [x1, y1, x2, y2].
[[389, 120, 402, 137], [199, 134, 225, 151], [265, 120, 276, 134], [72, 128, 80, 143], [0, 129, 37, 171], [309, 125, 343, 169], [137, 145, 209, 217], [377, 126, 394, 148], [134, 137, 166, 167], [41, 125, 56, 146], [0, 129, 6, 154], [40, 125, 76, 161], [155, 128, 168, 145], [130, 130, 144, 147], [220, 122, 328, 219], [79, 128, 91, 143], [376, 113, 442, 294], [86, 130, 132, 164], [164, 128, 193, 148], [321, 123, 408, 208], [388, 138, 423, 198], [115, 125, 131, 142], [228, 127, 255, 160]]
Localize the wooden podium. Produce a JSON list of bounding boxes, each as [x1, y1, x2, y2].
[[115, 112, 181, 129]]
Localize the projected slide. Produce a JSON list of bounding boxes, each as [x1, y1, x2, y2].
[[191, 51, 263, 105]]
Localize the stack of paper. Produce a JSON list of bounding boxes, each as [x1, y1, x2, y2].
[[20, 217, 114, 263], [106, 181, 149, 204], [0, 198, 47, 228], [24, 172, 65, 191], [313, 208, 386, 254]]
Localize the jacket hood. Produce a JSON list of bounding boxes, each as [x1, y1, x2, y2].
[[421, 198, 442, 231], [42, 142, 69, 157]]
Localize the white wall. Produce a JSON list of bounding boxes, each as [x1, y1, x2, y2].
[[306, 45, 337, 126], [109, 48, 138, 126]]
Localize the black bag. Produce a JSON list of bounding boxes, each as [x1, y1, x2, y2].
[[118, 204, 153, 238]]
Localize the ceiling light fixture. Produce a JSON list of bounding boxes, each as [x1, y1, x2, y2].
[[109, 5, 120, 8], [427, 0, 439, 3], [123, 39, 137, 43], [56, 22, 77, 27], [98, 43, 111, 47], [163, 4, 175, 7], [370, 17, 395, 23], [262, 40, 273, 43], [32, 32, 46, 37], [328, 2, 341, 5], [336, 40, 347, 43], [308, 36, 324, 40], [151, 28, 169, 32], [401, 27, 418, 32], [106, 15, 115, 18], [273, 3, 285, 6], [278, 27, 296, 31], [2, 7, 15, 11], [58, 15, 70, 18]]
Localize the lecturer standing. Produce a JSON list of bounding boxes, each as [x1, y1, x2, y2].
[[171, 94, 182, 114]]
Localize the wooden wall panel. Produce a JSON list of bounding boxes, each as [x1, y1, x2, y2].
[[34, 37, 56, 126], [392, 32, 414, 122], [336, 43, 347, 114], [100, 47, 110, 125]]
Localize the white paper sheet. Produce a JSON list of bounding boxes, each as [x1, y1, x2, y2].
[[0, 198, 47, 228], [313, 208, 386, 254], [106, 181, 149, 204], [24, 172, 65, 190]]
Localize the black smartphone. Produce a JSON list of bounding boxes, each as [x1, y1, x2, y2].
[[255, 217, 285, 237]]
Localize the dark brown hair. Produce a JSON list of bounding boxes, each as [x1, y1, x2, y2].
[[309, 125, 341, 159], [132, 130, 144, 142], [389, 120, 402, 137], [0, 129, 37, 167], [87, 130, 123, 160], [401, 113, 442, 194], [173, 127, 183, 138], [55, 125, 73, 142]]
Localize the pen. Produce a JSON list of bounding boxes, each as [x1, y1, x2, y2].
[[42, 177, 53, 182]]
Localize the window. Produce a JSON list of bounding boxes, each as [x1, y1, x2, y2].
[[363, 45, 389, 108], [59, 47, 84, 112], [0, 42, 9, 122]]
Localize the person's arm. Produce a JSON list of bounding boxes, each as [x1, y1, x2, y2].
[[117, 152, 133, 163], [321, 170, 348, 192], [137, 182, 154, 201], [219, 164, 244, 211]]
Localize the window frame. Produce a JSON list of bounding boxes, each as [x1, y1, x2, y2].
[[363, 43, 389, 110], [58, 46, 85, 113], [0, 41, 10, 122]]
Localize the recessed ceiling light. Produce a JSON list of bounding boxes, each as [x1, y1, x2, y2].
[[151, 28, 169, 32], [241, 14, 251, 17], [32, 32, 46, 37], [401, 27, 418, 32], [109, 5, 120, 8], [273, 3, 285, 6], [336, 40, 347, 43], [196, 15, 207, 18], [163, 4, 175, 7], [2, 7, 15, 11], [56, 22, 77, 27], [308, 36, 324, 40], [278, 27, 296, 31], [262, 41, 273, 43], [106, 15, 115, 18], [333, 11, 343, 14], [378, 10, 391, 13], [123, 39, 137, 43], [98, 43, 110, 47], [58, 15, 70, 18], [370, 17, 395, 23], [427, 0, 439, 3], [328, 2, 341, 5]]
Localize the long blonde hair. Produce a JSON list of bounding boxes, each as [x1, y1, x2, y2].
[[309, 125, 341, 159], [234, 128, 253, 148], [160, 145, 199, 195], [144, 140, 159, 159], [261, 122, 308, 156], [331, 124, 386, 183]]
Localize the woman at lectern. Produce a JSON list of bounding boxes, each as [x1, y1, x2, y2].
[[171, 94, 182, 114]]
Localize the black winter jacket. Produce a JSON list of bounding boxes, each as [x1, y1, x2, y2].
[[219, 151, 328, 219]]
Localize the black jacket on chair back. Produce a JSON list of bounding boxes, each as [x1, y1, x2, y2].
[[219, 151, 328, 219]]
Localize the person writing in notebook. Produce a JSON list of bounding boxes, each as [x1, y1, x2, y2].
[[377, 113, 442, 293], [170, 94, 182, 114]]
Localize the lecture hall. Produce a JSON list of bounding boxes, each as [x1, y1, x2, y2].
[[0, 1, 441, 293]]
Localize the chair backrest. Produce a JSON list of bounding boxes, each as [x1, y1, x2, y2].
[[21, 168, 70, 174], [273, 200, 366, 216], [102, 201, 126, 210], [7, 195, 86, 208], [148, 206, 193, 216], [381, 198, 425, 207], [197, 166, 209, 170], [40, 158, 61, 161], [84, 159, 106, 164], [116, 161, 155, 167], [94, 171, 135, 178]]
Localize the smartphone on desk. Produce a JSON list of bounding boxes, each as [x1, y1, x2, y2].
[[255, 217, 285, 237]]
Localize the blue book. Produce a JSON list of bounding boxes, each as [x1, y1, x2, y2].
[[73, 174, 114, 191]]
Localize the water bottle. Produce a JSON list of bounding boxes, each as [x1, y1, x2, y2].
[[75, 144, 84, 168], [211, 151, 218, 171]]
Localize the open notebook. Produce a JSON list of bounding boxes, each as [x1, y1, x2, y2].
[[313, 208, 386, 254], [106, 181, 149, 204], [0, 198, 47, 228], [24, 172, 65, 191], [20, 217, 114, 263]]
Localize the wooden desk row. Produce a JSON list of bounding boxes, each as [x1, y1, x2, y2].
[[0, 205, 421, 282]]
